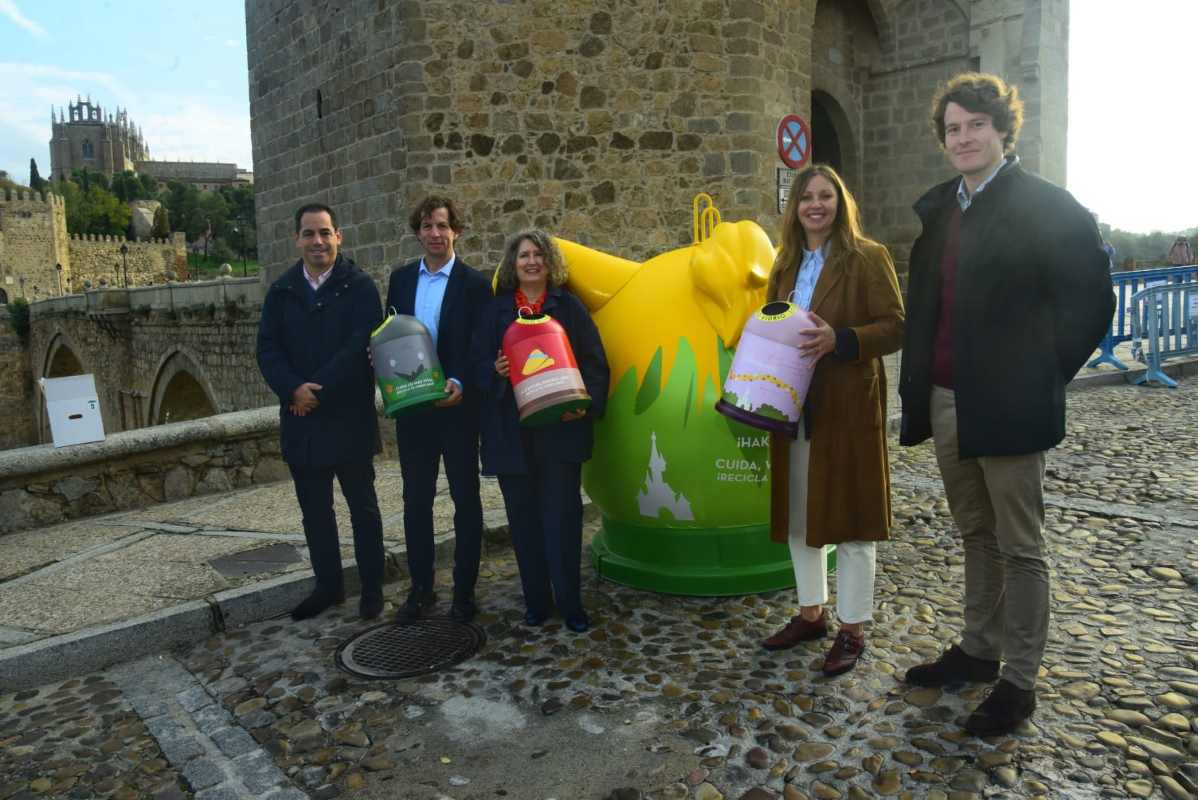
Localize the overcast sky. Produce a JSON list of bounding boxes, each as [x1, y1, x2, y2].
[[0, 1, 1191, 234]]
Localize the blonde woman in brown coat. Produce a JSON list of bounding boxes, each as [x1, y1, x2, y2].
[[760, 164, 905, 676]]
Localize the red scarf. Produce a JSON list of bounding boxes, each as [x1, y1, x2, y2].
[[514, 288, 545, 316]]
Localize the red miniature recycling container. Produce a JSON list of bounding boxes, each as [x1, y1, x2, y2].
[[502, 313, 591, 426]]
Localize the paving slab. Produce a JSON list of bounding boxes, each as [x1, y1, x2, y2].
[[0, 520, 147, 581]]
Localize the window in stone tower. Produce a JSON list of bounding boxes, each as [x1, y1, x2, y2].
[[82, 139, 95, 159]]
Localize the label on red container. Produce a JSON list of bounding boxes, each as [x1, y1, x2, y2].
[[507, 327, 587, 419]]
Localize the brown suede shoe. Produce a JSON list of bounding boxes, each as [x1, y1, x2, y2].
[[762, 613, 828, 651], [822, 629, 865, 676]]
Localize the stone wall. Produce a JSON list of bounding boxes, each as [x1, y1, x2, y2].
[[66, 232, 188, 291], [0, 191, 71, 300], [0, 307, 36, 451], [0, 407, 291, 535], [247, 0, 824, 285], [247, 0, 1071, 282], [811, 0, 880, 197]]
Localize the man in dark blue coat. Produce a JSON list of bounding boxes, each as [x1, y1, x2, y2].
[[898, 73, 1114, 736], [385, 197, 491, 623], [257, 203, 385, 621]]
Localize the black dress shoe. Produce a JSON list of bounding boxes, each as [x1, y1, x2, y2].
[[523, 609, 548, 626], [565, 613, 590, 633], [291, 589, 345, 621], [905, 644, 1000, 687], [395, 588, 436, 623], [965, 679, 1036, 737], [448, 594, 477, 623], [359, 591, 384, 621]]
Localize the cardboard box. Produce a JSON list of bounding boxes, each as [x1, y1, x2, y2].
[[42, 374, 105, 448]]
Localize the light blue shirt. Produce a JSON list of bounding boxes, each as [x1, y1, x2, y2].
[[414, 256, 461, 389], [957, 155, 1017, 212], [414, 256, 455, 345], [792, 243, 829, 311]]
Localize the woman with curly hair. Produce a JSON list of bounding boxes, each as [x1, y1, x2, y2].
[[472, 229, 609, 632]]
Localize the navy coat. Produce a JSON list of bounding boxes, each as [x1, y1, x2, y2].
[[899, 161, 1115, 457], [257, 255, 383, 467], [471, 287, 610, 475], [385, 257, 492, 440]]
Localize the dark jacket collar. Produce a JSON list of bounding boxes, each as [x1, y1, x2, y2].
[[913, 156, 1023, 222], [280, 253, 356, 293]]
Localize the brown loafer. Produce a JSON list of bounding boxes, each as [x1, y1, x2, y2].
[[822, 629, 865, 676], [762, 613, 828, 651]]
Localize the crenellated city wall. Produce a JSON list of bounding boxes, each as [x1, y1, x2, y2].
[[66, 231, 188, 291]]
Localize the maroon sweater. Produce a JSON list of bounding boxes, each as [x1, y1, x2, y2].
[[931, 205, 962, 388]]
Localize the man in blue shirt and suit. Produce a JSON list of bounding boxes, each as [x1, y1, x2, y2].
[[386, 197, 491, 622], [257, 203, 386, 621]]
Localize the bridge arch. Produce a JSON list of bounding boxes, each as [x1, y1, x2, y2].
[[37, 332, 90, 443], [42, 332, 87, 380], [148, 349, 219, 426]]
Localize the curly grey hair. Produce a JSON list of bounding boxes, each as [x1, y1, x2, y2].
[[494, 229, 569, 292]]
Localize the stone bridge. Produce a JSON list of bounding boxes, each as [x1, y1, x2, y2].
[[28, 278, 273, 443]]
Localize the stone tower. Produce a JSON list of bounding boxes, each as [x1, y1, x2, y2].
[[246, 0, 1070, 279], [0, 190, 71, 301], [49, 97, 150, 182]]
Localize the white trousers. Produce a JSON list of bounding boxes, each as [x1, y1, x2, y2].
[[787, 434, 877, 624]]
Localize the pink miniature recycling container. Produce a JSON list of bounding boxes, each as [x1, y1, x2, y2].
[[715, 300, 817, 438]]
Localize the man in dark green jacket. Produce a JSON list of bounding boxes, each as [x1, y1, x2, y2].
[[257, 203, 385, 621], [898, 73, 1114, 736]]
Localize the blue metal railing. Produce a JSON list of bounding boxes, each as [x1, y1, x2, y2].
[[1088, 265, 1198, 370], [1129, 282, 1198, 387]]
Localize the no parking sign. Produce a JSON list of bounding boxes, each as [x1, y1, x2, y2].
[[776, 114, 811, 169], [775, 115, 811, 212]]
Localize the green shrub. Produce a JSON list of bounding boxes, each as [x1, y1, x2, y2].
[[6, 297, 30, 341]]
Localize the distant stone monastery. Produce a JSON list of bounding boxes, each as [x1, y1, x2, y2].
[[50, 97, 253, 191]]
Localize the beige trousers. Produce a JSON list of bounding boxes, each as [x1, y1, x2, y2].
[[930, 386, 1048, 690]]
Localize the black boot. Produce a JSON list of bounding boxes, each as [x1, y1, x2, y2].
[[359, 588, 384, 621], [291, 588, 345, 621], [905, 644, 999, 687], [965, 679, 1036, 736], [448, 592, 477, 623], [395, 587, 437, 623]]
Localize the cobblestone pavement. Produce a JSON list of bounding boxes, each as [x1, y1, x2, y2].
[[2, 381, 1197, 800]]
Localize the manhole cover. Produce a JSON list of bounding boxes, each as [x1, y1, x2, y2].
[[209, 543, 302, 578], [335, 618, 486, 679]]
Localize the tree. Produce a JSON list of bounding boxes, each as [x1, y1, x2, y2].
[[139, 173, 159, 197], [110, 170, 145, 202], [162, 181, 204, 240], [198, 190, 230, 241], [210, 238, 235, 263], [29, 159, 45, 192], [71, 167, 91, 192], [218, 184, 257, 257], [82, 185, 131, 236], [53, 178, 131, 236], [151, 205, 170, 238]]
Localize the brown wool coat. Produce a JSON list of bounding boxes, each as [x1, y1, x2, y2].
[[767, 240, 905, 547]]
